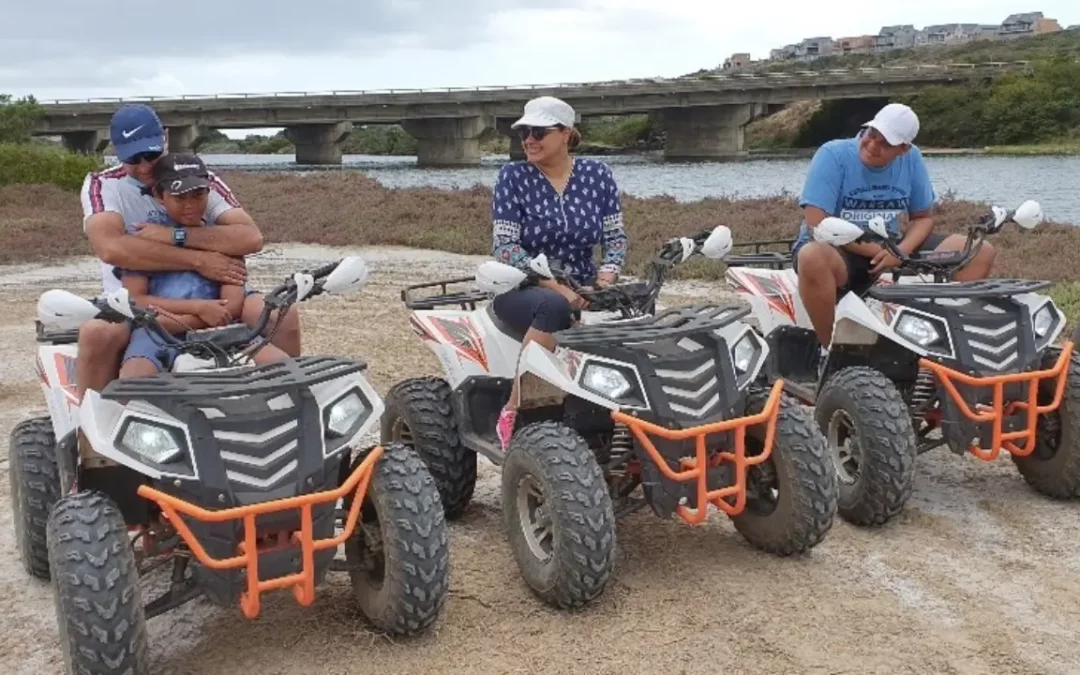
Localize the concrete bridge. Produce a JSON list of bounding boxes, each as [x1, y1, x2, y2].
[[34, 61, 1030, 166]]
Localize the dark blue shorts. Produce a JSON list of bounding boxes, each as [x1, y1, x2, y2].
[[793, 231, 948, 296], [123, 323, 265, 372], [491, 285, 574, 335]]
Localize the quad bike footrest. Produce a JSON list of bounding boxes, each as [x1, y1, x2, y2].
[[136, 447, 384, 619], [919, 341, 1073, 461], [611, 379, 783, 524]]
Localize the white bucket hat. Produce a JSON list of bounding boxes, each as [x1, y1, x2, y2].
[[511, 96, 578, 129]]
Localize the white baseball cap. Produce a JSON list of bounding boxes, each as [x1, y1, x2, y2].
[[511, 96, 578, 129], [863, 103, 920, 146]]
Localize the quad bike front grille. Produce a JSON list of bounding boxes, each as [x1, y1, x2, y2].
[[649, 338, 727, 420], [951, 300, 1024, 372], [199, 399, 305, 493]]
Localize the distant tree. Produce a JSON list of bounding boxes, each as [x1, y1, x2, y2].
[[0, 93, 44, 144]]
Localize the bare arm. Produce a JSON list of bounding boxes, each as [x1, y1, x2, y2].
[[120, 272, 208, 333], [220, 282, 246, 322], [898, 209, 934, 254], [182, 207, 263, 256], [87, 211, 206, 273]]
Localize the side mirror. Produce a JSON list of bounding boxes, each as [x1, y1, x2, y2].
[[38, 289, 102, 330], [529, 253, 554, 279], [814, 216, 866, 246], [476, 260, 527, 295], [866, 216, 889, 240], [323, 256, 370, 294], [1012, 200, 1043, 230], [700, 225, 733, 260], [105, 287, 135, 320]]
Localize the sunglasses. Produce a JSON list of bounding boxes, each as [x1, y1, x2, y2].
[[516, 125, 564, 142], [123, 150, 164, 165]]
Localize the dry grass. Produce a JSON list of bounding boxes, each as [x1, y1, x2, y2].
[[3, 171, 1079, 284]]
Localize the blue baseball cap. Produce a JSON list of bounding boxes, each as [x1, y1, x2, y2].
[[109, 104, 165, 162]]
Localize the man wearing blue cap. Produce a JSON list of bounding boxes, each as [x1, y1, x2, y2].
[[74, 103, 300, 402]]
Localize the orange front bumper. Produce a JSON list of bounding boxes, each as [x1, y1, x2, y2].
[[919, 341, 1073, 461], [136, 446, 384, 619], [610, 379, 783, 524]]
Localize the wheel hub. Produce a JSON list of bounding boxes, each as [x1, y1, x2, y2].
[[828, 409, 862, 485], [517, 474, 553, 562]]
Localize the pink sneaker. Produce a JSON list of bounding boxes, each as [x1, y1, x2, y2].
[[496, 407, 517, 452]]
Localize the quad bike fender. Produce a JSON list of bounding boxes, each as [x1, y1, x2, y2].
[[832, 292, 930, 356], [35, 344, 81, 439], [517, 341, 650, 412], [408, 308, 522, 389], [725, 267, 805, 335]]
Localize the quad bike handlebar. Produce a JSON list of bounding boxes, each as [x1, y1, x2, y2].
[[816, 200, 1044, 283], [38, 256, 370, 367], [492, 225, 734, 319]]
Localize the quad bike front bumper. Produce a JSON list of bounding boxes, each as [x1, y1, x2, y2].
[[610, 379, 783, 524], [135, 447, 384, 619], [919, 341, 1074, 461]]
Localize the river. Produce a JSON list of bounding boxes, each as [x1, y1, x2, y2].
[[194, 152, 1080, 225]]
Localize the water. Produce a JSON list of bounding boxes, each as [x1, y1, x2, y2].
[[193, 152, 1080, 225]]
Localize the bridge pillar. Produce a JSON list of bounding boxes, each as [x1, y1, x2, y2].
[[284, 122, 354, 165], [661, 104, 758, 162], [401, 116, 491, 167], [495, 118, 526, 161], [166, 125, 208, 154], [61, 130, 109, 155]]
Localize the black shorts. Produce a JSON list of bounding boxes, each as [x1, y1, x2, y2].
[[793, 232, 948, 296], [491, 285, 574, 335]]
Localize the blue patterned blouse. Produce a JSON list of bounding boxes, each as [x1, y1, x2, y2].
[[491, 157, 628, 284]]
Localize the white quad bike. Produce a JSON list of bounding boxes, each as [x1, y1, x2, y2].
[[381, 226, 837, 610], [723, 200, 1080, 527], [10, 257, 449, 674]]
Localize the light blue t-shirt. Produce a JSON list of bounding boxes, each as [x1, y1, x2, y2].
[[792, 135, 936, 250], [121, 213, 221, 301]]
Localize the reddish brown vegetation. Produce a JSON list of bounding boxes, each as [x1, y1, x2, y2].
[[1, 171, 1077, 282]]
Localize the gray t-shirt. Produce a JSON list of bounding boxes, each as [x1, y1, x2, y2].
[[79, 164, 240, 293]]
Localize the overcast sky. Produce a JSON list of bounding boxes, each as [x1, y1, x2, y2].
[[3, 0, 1076, 136]]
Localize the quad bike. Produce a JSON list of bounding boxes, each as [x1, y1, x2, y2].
[[724, 199, 1080, 527], [10, 257, 449, 674], [382, 226, 837, 610]]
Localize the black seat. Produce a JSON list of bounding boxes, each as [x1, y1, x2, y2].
[[485, 304, 528, 343]]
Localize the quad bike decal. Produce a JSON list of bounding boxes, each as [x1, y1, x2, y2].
[[557, 346, 584, 380], [429, 316, 490, 371], [51, 352, 79, 406], [728, 268, 799, 324]]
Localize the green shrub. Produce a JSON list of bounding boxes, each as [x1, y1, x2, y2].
[[0, 143, 104, 191]]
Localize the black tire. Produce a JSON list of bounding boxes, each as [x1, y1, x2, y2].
[[501, 422, 616, 610], [9, 416, 60, 580], [1012, 348, 1080, 498], [815, 366, 917, 527], [381, 377, 477, 520], [730, 389, 837, 554], [345, 443, 450, 636], [47, 491, 148, 675]]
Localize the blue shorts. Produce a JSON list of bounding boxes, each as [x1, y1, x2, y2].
[[123, 324, 265, 372]]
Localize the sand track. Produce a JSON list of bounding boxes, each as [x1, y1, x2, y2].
[[1, 244, 1077, 675]]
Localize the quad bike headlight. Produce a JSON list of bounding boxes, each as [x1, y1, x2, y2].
[[119, 420, 185, 464], [894, 312, 950, 354], [582, 364, 633, 399], [1033, 303, 1057, 338], [325, 390, 366, 438], [731, 334, 757, 374]]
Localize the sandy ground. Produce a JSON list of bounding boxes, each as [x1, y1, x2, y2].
[[2, 244, 1079, 675]]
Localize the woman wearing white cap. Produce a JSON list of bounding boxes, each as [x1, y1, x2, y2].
[[489, 95, 629, 451]]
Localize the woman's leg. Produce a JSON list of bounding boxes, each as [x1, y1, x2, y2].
[[492, 286, 573, 450]]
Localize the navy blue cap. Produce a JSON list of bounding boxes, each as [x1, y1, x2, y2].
[[109, 104, 165, 162]]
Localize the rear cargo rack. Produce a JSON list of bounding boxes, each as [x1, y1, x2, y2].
[[402, 277, 492, 310]]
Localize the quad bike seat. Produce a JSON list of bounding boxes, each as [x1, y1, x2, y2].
[[486, 304, 528, 343]]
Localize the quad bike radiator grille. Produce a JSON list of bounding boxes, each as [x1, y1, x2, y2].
[[949, 300, 1023, 372], [642, 336, 730, 422], [199, 395, 303, 491]]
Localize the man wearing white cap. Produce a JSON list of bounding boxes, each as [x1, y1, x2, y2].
[[790, 102, 996, 349]]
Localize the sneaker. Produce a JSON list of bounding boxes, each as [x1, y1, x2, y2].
[[496, 406, 517, 452]]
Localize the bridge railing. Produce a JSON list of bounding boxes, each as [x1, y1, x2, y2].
[[38, 61, 1032, 105]]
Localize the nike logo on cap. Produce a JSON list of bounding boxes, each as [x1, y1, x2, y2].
[[121, 124, 144, 139]]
